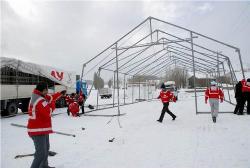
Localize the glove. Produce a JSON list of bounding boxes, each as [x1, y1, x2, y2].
[[60, 90, 67, 95]]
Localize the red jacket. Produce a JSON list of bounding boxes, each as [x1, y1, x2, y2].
[[158, 90, 176, 103], [78, 94, 84, 103], [241, 79, 250, 92], [205, 87, 224, 102], [65, 95, 75, 105], [77, 93, 85, 106], [68, 102, 80, 117], [27, 90, 61, 136]]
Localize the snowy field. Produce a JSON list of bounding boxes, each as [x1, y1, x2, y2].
[[1, 90, 250, 168]]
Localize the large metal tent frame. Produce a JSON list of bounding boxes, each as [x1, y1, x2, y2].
[[81, 16, 245, 115]]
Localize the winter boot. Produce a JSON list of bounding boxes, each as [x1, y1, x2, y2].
[[212, 117, 216, 123], [48, 151, 57, 156], [67, 108, 70, 116], [157, 119, 162, 123], [172, 116, 176, 121]]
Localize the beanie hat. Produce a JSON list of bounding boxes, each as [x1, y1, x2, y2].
[[36, 82, 48, 92], [160, 83, 165, 89], [210, 81, 217, 86]]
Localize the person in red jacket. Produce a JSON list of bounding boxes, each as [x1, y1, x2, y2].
[[65, 93, 76, 116], [157, 84, 177, 123], [240, 78, 250, 114], [205, 81, 224, 123], [27, 82, 65, 168], [76, 91, 85, 114], [68, 101, 80, 117]]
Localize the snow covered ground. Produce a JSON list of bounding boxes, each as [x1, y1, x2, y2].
[[1, 90, 250, 168]]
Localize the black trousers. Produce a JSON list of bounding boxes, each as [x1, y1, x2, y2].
[[234, 98, 243, 114], [238, 94, 250, 114], [158, 102, 176, 122], [78, 101, 85, 114], [244, 97, 250, 114], [81, 105, 85, 114]]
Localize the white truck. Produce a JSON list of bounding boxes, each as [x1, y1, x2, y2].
[[99, 88, 112, 99], [0, 57, 76, 116]]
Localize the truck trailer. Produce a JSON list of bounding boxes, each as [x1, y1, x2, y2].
[[0, 57, 76, 116]]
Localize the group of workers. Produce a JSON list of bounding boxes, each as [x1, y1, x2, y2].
[[157, 78, 250, 124], [65, 92, 86, 117], [234, 78, 250, 115], [26, 78, 250, 168]]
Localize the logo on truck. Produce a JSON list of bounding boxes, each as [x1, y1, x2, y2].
[[51, 70, 64, 81]]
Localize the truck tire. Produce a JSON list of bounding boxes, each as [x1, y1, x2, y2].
[[6, 102, 18, 116]]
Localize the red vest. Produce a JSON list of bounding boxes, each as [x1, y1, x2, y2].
[[158, 90, 175, 103], [27, 90, 61, 136], [241, 79, 250, 92], [205, 87, 224, 101]]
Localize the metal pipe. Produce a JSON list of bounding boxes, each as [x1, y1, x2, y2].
[[169, 51, 216, 71], [222, 62, 231, 103], [235, 49, 245, 79], [115, 38, 194, 50], [158, 31, 228, 60], [125, 48, 169, 74], [121, 45, 168, 72], [151, 17, 239, 50], [113, 71, 115, 107], [101, 30, 158, 68], [130, 50, 171, 75], [132, 76, 134, 103], [139, 77, 141, 101], [124, 74, 126, 104], [115, 43, 120, 116], [140, 59, 173, 76], [83, 17, 150, 66], [190, 32, 198, 115], [149, 17, 153, 43], [167, 45, 221, 65], [96, 69, 101, 110]]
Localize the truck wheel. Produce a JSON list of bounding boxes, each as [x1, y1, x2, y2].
[[6, 102, 18, 116]]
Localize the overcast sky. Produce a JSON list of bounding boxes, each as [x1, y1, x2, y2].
[[1, 0, 250, 76]]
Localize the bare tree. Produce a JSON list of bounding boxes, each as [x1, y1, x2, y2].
[[164, 67, 189, 88], [108, 78, 113, 88], [93, 72, 104, 89]]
